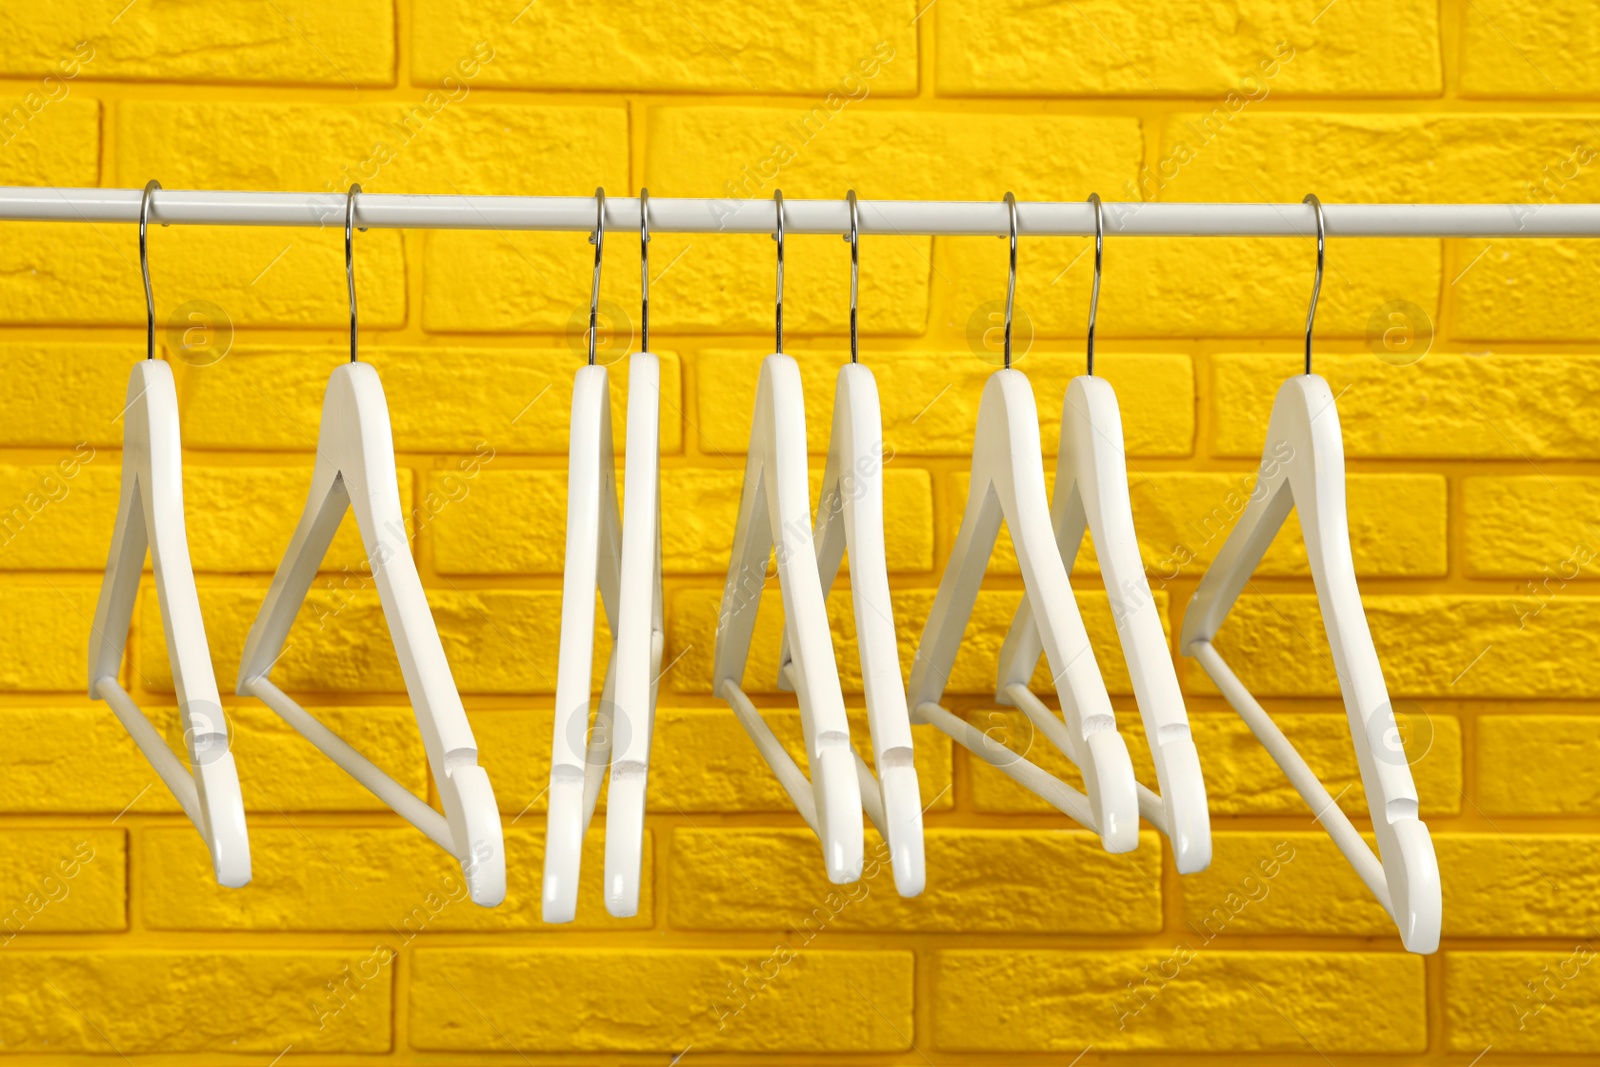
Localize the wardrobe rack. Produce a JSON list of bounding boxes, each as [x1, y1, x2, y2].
[[2, 187, 1598, 238]]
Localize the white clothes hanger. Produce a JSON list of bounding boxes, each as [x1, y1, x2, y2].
[[236, 186, 504, 907], [714, 190, 865, 886], [1180, 195, 1440, 954], [545, 190, 665, 922], [998, 194, 1210, 873], [90, 181, 250, 887], [908, 193, 1139, 854], [775, 192, 925, 896]]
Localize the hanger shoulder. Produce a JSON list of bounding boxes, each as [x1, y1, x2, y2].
[[713, 353, 863, 885], [1183, 374, 1439, 952], [604, 351, 665, 918], [91, 360, 250, 887], [1178, 378, 1303, 654]]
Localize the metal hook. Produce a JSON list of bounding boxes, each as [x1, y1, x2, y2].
[[1003, 191, 1018, 370], [588, 187, 605, 366], [1303, 193, 1324, 376], [1086, 192, 1104, 377], [140, 180, 160, 361], [772, 189, 785, 355], [845, 189, 860, 364], [345, 183, 360, 363], [639, 187, 650, 354]]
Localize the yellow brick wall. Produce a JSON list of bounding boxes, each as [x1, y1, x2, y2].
[[0, 0, 1595, 1061]]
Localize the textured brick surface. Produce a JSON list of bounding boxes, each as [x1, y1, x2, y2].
[[933, 950, 1426, 1051], [938, 2, 1439, 96], [409, 948, 913, 1051]]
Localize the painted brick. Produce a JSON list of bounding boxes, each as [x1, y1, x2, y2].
[[138, 584, 564, 695], [1157, 112, 1600, 204], [667, 586, 1158, 697], [472, 706, 953, 817], [0, 951, 390, 1053], [695, 350, 1193, 458], [181, 346, 681, 454], [1213, 353, 1600, 458], [1181, 833, 1389, 938], [429, 468, 566, 575], [1450, 240, 1600, 342], [0, 345, 132, 446], [0, 706, 182, 814], [937, 2, 1439, 96], [141, 826, 650, 930], [0, 454, 116, 569], [1478, 715, 1600, 815], [1459, 1, 1600, 96], [0, 583, 97, 691], [228, 704, 428, 812], [185, 465, 413, 573], [409, 948, 913, 1052], [0, 224, 405, 328], [1449, 951, 1600, 1052], [970, 709, 1462, 817], [1440, 834, 1600, 937], [1202, 594, 1600, 699], [973, 470, 1446, 580], [932, 950, 1425, 1052], [669, 828, 1161, 932], [945, 232, 1440, 340], [1464, 475, 1600, 579], [0, 2, 394, 84], [414, 1, 913, 93], [117, 102, 627, 197], [0, 832, 124, 936], [0, 98, 97, 186]]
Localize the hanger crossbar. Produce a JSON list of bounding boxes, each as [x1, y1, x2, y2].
[[4, 187, 1598, 237]]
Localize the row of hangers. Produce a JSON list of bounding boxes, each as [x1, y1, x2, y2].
[[93, 183, 1441, 954]]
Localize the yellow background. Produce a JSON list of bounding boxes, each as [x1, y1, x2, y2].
[[0, 0, 1596, 1062]]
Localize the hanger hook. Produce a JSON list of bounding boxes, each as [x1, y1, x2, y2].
[[588, 187, 606, 367], [140, 179, 159, 361], [639, 187, 650, 354], [1003, 191, 1018, 370], [345, 183, 360, 363], [1303, 192, 1324, 376], [1086, 192, 1104, 377], [846, 189, 860, 364], [772, 189, 785, 355]]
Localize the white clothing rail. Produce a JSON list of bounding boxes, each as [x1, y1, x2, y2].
[[2, 187, 1598, 238]]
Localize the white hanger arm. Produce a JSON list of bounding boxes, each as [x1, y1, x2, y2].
[[908, 369, 1138, 852], [1180, 373, 1440, 954], [777, 363, 924, 896], [91, 359, 249, 887], [997, 375, 1211, 872], [543, 363, 623, 923], [603, 351, 666, 918], [238, 362, 503, 906], [713, 353, 863, 884]]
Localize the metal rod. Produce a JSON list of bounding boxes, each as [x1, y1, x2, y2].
[[4, 187, 1598, 237]]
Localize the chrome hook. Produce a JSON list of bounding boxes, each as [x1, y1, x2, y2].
[[345, 183, 361, 363], [1303, 192, 1324, 376], [639, 187, 650, 354], [140, 179, 160, 361], [768, 189, 780, 356], [846, 189, 860, 364], [1086, 192, 1104, 377], [588, 187, 605, 366], [1003, 191, 1018, 370]]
